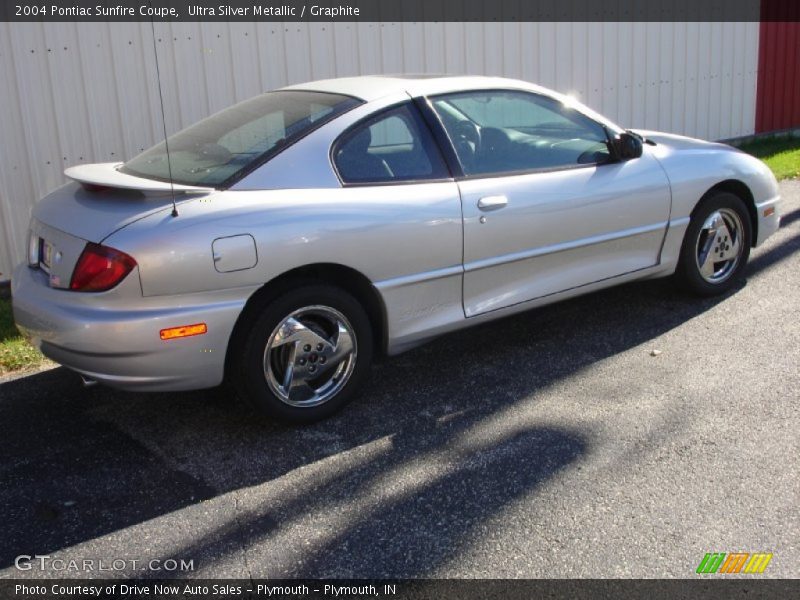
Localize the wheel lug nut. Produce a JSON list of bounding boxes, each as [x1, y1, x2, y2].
[[319, 356, 326, 364], [299, 358, 306, 365], [303, 344, 311, 352], [309, 365, 316, 373], [316, 343, 324, 351]]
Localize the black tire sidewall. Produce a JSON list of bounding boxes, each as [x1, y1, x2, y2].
[[235, 285, 373, 423], [677, 192, 752, 296]]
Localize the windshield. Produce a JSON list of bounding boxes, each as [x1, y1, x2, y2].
[[120, 90, 361, 187]]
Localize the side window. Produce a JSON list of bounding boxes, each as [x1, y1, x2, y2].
[[333, 103, 449, 184], [431, 90, 612, 177]]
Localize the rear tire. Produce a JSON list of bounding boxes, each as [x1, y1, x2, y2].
[[233, 284, 373, 423], [675, 191, 752, 296]]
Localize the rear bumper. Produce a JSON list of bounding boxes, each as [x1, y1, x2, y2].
[[11, 264, 252, 392]]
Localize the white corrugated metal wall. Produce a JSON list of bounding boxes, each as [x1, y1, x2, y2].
[[0, 21, 760, 280]]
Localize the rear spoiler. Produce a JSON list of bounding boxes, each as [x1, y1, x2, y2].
[[64, 163, 214, 193]]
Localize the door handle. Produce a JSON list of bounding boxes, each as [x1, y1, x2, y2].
[[477, 195, 508, 211]]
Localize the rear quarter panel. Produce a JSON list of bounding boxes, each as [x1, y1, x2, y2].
[[102, 184, 464, 297]]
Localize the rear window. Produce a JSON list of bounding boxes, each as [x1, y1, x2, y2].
[[120, 91, 360, 187]]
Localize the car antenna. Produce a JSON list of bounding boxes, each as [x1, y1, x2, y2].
[[147, 1, 178, 217]]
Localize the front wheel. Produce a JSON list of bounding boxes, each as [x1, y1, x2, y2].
[[675, 191, 752, 296], [234, 285, 373, 423]]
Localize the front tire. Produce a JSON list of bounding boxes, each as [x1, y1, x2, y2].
[[676, 191, 752, 296], [233, 284, 373, 423]]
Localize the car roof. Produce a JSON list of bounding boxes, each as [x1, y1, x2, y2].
[[279, 74, 624, 141], [281, 74, 555, 102]]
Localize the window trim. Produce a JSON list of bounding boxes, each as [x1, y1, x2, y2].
[[423, 88, 621, 181], [413, 96, 466, 179], [330, 100, 455, 188], [219, 91, 363, 189]]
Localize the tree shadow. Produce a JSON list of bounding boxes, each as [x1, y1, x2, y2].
[[149, 421, 588, 579], [0, 219, 797, 575]]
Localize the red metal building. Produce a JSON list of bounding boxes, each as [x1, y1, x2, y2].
[[756, 0, 800, 132]]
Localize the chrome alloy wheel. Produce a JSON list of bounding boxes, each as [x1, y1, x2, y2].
[[263, 305, 357, 408], [695, 208, 744, 284]]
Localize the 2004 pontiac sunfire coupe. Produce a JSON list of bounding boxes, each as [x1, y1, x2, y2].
[[12, 75, 781, 422]]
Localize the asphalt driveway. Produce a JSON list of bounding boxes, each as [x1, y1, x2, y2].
[[1, 181, 798, 579]]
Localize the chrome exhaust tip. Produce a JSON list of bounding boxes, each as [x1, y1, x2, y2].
[[80, 375, 98, 387]]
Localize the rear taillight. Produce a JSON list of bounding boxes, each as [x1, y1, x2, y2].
[[70, 243, 136, 292]]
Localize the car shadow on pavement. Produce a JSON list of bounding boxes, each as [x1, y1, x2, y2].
[[776, 206, 800, 228], [0, 215, 798, 576]]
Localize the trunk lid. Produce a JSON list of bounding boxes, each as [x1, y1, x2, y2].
[[34, 181, 172, 244], [28, 163, 213, 289], [34, 163, 213, 243]]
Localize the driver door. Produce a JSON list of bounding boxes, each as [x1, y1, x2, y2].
[[429, 90, 672, 317]]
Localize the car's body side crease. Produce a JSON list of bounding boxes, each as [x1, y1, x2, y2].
[[373, 264, 464, 290], [462, 221, 668, 273]]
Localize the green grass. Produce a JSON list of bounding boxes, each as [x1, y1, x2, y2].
[[738, 135, 800, 180], [0, 295, 46, 375]]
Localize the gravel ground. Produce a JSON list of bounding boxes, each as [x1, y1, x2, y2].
[[1, 181, 798, 580]]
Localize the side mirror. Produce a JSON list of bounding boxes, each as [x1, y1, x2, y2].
[[612, 132, 643, 160]]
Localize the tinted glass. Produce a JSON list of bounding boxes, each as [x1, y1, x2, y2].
[[334, 103, 449, 184], [121, 91, 360, 187], [431, 90, 612, 176]]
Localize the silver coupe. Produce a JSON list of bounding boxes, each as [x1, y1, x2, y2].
[[12, 75, 781, 421]]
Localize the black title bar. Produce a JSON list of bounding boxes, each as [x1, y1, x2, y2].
[[4, 0, 797, 23]]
